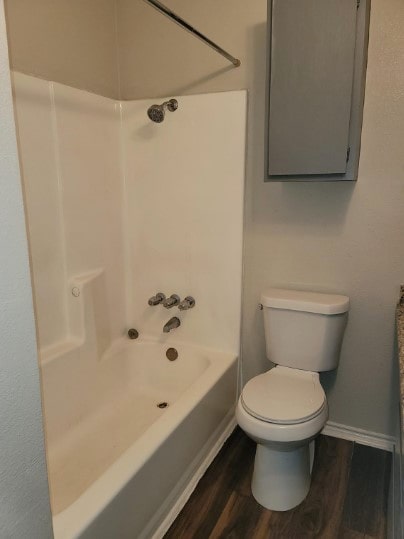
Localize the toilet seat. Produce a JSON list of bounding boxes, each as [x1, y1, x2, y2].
[[241, 366, 325, 425], [236, 396, 328, 444]]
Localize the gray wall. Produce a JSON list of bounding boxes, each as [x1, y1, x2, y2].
[[4, 0, 119, 99], [117, 0, 404, 437], [0, 1, 53, 536]]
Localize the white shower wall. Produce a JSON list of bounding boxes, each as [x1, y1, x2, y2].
[[13, 73, 126, 357], [13, 73, 67, 349], [12, 73, 246, 361], [52, 82, 126, 347], [123, 92, 246, 353]]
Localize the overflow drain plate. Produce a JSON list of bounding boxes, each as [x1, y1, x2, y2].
[[166, 348, 178, 361], [157, 402, 169, 409]]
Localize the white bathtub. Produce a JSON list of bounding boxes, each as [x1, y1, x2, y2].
[[41, 338, 237, 538]]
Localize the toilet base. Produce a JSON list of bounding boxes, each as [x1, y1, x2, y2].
[[251, 440, 314, 511]]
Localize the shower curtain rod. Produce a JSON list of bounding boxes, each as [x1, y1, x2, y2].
[[142, 0, 241, 67]]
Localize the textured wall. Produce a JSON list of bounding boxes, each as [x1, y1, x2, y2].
[[117, 0, 404, 437], [5, 0, 119, 98], [116, 0, 257, 100], [0, 3, 53, 537]]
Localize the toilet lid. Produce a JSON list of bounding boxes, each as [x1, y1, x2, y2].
[[241, 366, 326, 424]]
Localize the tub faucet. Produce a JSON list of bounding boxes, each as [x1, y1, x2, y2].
[[163, 317, 181, 333]]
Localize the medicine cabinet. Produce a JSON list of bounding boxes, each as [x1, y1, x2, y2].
[[265, 0, 370, 182]]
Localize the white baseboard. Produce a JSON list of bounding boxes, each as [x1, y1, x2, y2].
[[322, 420, 395, 452], [151, 413, 237, 539]]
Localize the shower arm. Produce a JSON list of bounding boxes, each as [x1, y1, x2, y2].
[[142, 0, 241, 67]]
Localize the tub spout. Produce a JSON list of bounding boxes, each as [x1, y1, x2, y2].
[[163, 317, 181, 333]]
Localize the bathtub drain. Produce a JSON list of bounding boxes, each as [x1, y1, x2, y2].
[[157, 402, 169, 409]]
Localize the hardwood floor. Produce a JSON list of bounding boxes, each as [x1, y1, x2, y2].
[[164, 429, 391, 539]]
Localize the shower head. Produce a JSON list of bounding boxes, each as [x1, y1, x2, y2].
[[147, 98, 178, 123]]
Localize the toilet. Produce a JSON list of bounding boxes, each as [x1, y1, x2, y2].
[[236, 288, 349, 511]]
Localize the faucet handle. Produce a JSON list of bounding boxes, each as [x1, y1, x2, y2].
[[163, 294, 180, 309], [148, 292, 166, 306], [178, 296, 196, 311]]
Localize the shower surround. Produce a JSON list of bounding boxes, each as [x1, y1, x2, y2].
[[12, 72, 246, 538]]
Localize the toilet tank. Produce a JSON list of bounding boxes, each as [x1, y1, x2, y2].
[[261, 289, 349, 372]]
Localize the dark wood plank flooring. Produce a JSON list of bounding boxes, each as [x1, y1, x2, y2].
[[164, 428, 391, 539]]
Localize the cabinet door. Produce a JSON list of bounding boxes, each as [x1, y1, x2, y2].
[[267, 0, 358, 177]]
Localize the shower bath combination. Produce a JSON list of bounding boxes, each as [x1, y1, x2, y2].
[[8, 2, 244, 534], [147, 98, 178, 123], [11, 68, 246, 537]]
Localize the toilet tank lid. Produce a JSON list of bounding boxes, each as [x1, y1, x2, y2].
[[261, 288, 350, 315]]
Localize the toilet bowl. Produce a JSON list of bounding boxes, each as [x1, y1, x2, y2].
[[236, 289, 349, 511], [236, 366, 328, 511]]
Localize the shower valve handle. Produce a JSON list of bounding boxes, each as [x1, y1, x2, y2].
[[178, 296, 196, 310], [148, 292, 166, 306], [163, 294, 180, 309]]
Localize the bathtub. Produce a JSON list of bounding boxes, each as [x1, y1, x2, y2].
[[41, 337, 237, 538]]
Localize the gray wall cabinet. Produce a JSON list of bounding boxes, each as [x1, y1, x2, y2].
[[265, 0, 370, 182]]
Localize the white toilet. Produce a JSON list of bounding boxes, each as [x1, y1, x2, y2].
[[236, 288, 349, 512]]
